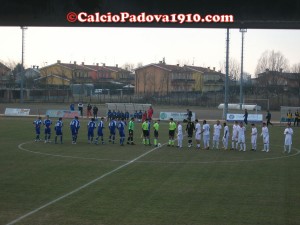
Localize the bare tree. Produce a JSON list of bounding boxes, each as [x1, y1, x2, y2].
[[219, 58, 240, 81], [122, 63, 135, 72], [255, 50, 289, 76], [290, 63, 300, 105], [136, 62, 143, 68], [291, 63, 300, 73]]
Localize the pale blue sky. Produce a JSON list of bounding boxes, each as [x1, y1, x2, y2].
[[0, 27, 299, 76]]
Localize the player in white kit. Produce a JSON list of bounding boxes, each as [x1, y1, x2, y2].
[[236, 122, 246, 151], [177, 121, 183, 148], [201, 120, 210, 150], [251, 123, 258, 151], [212, 120, 222, 149], [195, 119, 201, 150], [261, 122, 270, 152], [222, 122, 229, 150], [284, 122, 293, 153], [231, 121, 239, 150]]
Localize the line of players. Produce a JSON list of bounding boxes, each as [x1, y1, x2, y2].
[[32, 115, 156, 146], [173, 119, 293, 153], [33, 115, 294, 153]]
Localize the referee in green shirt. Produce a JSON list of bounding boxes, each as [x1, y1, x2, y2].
[[168, 118, 177, 146], [153, 120, 160, 147], [127, 117, 135, 145], [142, 118, 150, 145]]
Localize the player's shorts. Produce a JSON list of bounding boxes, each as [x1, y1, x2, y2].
[[55, 129, 62, 136], [177, 133, 183, 140], [238, 135, 245, 143], [195, 132, 201, 140], [44, 127, 51, 135], [213, 135, 220, 141], [187, 132, 193, 138], [70, 127, 78, 135], [285, 136, 292, 145], [35, 128, 40, 135], [251, 135, 257, 143], [128, 129, 133, 136], [232, 132, 238, 141], [88, 130, 94, 137], [154, 130, 159, 138], [263, 135, 269, 144], [143, 130, 149, 137], [119, 130, 125, 137], [203, 135, 210, 143], [169, 130, 175, 138], [97, 129, 103, 136], [110, 130, 116, 136]]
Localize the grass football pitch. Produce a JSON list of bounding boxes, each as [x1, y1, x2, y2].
[[0, 117, 300, 225]]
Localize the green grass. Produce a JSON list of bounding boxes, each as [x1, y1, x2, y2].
[[0, 117, 300, 225]]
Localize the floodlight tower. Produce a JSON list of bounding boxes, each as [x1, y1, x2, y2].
[[20, 26, 27, 104], [239, 28, 247, 110], [223, 28, 230, 120]]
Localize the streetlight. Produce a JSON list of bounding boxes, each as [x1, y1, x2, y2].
[[239, 28, 247, 110]]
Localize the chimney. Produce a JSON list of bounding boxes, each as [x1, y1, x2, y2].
[[57, 60, 61, 63], [159, 61, 162, 64], [32, 65, 35, 69], [37, 66, 39, 69], [74, 61, 76, 65], [280, 68, 283, 73], [81, 62, 84, 65], [208, 67, 210, 70], [96, 63, 99, 66], [213, 67, 216, 71], [177, 64, 179, 66], [116, 64, 118, 68]]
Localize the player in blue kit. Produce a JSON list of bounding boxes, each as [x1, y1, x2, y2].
[[43, 115, 52, 143], [70, 116, 80, 144], [117, 117, 126, 146], [54, 117, 63, 144], [33, 116, 42, 142], [109, 118, 117, 144], [95, 117, 105, 145], [87, 118, 96, 143]]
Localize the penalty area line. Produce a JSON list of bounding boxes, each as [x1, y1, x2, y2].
[[6, 142, 164, 225]]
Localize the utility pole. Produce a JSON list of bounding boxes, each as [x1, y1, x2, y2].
[[239, 28, 247, 110], [223, 28, 230, 120], [20, 26, 27, 103]]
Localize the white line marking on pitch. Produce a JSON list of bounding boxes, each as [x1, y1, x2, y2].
[[18, 142, 300, 165], [6, 143, 163, 225], [18, 142, 129, 163]]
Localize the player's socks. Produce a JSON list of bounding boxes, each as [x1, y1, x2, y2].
[[154, 139, 157, 146], [60, 136, 63, 143], [288, 145, 291, 153]]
